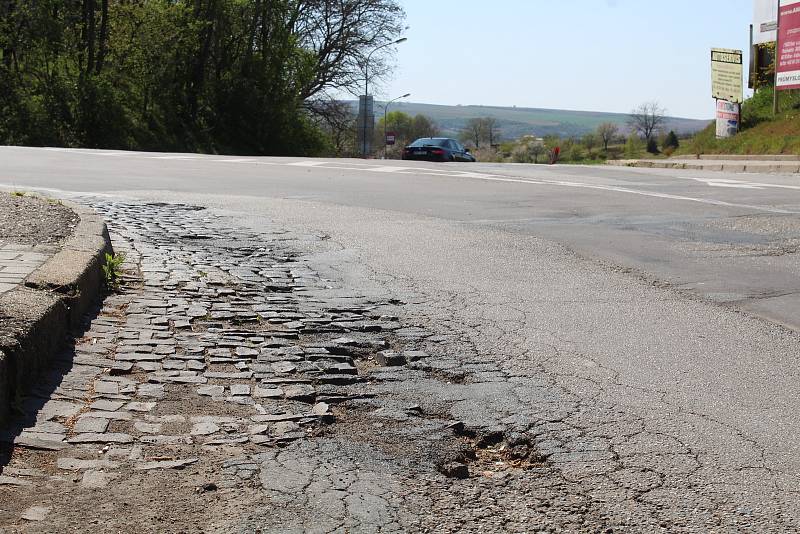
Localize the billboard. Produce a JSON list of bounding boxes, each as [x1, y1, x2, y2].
[[777, 0, 800, 90], [754, 0, 779, 44], [711, 48, 744, 103], [716, 100, 740, 139]]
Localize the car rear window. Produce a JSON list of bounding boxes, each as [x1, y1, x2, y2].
[[409, 138, 447, 147]]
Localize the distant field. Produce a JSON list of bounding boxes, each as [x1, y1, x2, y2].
[[352, 101, 710, 140]]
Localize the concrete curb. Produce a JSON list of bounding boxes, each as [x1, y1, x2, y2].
[[0, 199, 112, 424], [606, 159, 800, 174]]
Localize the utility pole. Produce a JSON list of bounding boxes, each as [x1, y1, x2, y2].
[[774, 0, 782, 116], [361, 38, 407, 158]]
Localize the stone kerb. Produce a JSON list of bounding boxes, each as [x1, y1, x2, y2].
[[0, 198, 112, 424]]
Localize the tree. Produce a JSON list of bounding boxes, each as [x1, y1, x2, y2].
[[530, 144, 546, 164], [646, 137, 660, 154], [596, 122, 619, 152], [482, 117, 500, 146], [582, 132, 597, 157], [664, 130, 680, 150], [461, 118, 486, 148], [411, 114, 439, 139], [628, 102, 666, 143]]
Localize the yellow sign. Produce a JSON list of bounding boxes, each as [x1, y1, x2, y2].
[[711, 48, 743, 103]]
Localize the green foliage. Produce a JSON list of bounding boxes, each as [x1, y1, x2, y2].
[[102, 252, 125, 291], [10, 191, 25, 197], [646, 138, 660, 154], [624, 135, 643, 159], [0, 0, 404, 156], [663, 131, 680, 150]]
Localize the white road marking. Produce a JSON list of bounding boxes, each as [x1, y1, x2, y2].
[[287, 161, 328, 167], [4, 148, 800, 213], [685, 177, 800, 191]]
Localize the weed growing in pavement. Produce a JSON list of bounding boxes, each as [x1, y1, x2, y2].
[[10, 191, 25, 197], [102, 252, 126, 291]]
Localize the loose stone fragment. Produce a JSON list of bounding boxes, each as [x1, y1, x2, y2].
[[56, 458, 120, 470], [375, 351, 406, 367], [21, 506, 51, 522], [90, 399, 125, 412], [0, 476, 31, 486], [253, 386, 283, 399], [229, 384, 251, 396], [283, 384, 315, 402], [137, 383, 166, 398], [73, 417, 110, 434], [197, 385, 225, 397], [68, 433, 134, 444], [135, 458, 199, 471], [439, 462, 470, 479], [126, 402, 157, 412], [191, 422, 220, 436]]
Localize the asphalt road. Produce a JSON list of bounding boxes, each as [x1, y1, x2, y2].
[[3, 146, 800, 529]]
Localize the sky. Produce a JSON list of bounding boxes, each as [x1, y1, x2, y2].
[[379, 0, 754, 119]]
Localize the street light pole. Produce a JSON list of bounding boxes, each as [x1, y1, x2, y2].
[[384, 93, 411, 159], [362, 37, 407, 158]]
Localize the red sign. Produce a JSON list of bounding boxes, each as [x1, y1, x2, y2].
[[777, 0, 800, 90], [385, 132, 396, 146]]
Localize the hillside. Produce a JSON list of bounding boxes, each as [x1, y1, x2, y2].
[[352, 101, 709, 140], [677, 88, 800, 156]]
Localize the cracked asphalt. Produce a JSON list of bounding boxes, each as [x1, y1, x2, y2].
[[1, 147, 800, 531]]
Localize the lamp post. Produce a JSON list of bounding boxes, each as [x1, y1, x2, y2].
[[383, 93, 411, 159], [362, 37, 407, 158]]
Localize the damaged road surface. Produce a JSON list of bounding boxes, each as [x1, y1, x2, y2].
[[1, 200, 596, 532], [2, 150, 800, 532], [0, 197, 795, 533]]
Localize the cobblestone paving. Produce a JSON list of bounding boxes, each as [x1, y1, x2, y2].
[[0, 199, 795, 533], [0, 244, 57, 294]]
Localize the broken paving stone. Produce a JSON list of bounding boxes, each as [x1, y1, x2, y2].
[[311, 402, 330, 416], [197, 385, 225, 397], [137, 383, 166, 398], [94, 381, 120, 395], [125, 402, 157, 413], [82, 470, 116, 489], [403, 350, 429, 362], [73, 417, 110, 434], [204, 371, 253, 380], [110, 362, 134, 375], [191, 422, 221, 436], [253, 386, 283, 399], [134, 422, 163, 434], [68, 433, 134, 444], [271, 362, 297, 374], [375, 351, 406, 367], [0, 475, 31, 486], [139, 435, 193, 445], [229, 384, 251, 396], [21, 506, 51, 522], [56, 458, 120, 470], [283, 384, 316, 402], [439, 462, 470, 479], [135, 458, 199, 471], [89, 399, 125, 412], [235, 347, 259, 357]]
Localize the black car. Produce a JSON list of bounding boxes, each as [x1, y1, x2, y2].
[[401, 137, 476, 162]]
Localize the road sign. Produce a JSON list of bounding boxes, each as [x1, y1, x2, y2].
[[385, 132, 396, 146], [754, 0, 779, 43], [777, 0, 800, 91], [716, 100, 740, 139], [711, 48, 744, 103]]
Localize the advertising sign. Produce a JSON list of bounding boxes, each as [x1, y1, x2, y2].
[[716, 100, 740, 139], [777, 0, 800, 90], [711, 48, 744, 103], [754, 0, 779, 44]]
